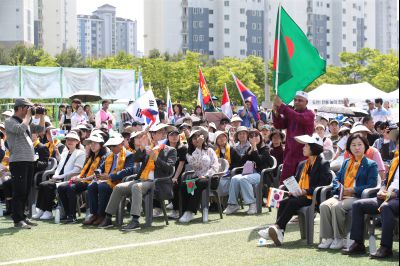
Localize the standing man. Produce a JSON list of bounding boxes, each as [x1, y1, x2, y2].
[[95, 100, 114, 129], [272, 92, 315, 184], [238, 100, 254, 128], [5, 98, 45, 229], [372, 98, 389, 123]]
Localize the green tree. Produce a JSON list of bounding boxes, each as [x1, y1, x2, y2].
[[55, 48, 85, 67]]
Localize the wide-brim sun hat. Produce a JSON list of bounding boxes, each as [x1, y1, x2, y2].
[[65, 132, 80, 142], [295, 134, 323, 147]]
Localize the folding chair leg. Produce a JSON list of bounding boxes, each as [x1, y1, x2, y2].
[[76, 195, 82, 217], [160, 200, 169, 225], [145, 193, 154, 227], [256, 183, 263, 214], [116, 198, 126, 226], [298, 213, 306, 240], [201, 189, 209, 223], [217, 195, 223, 219], [306, 209, 315, 245]]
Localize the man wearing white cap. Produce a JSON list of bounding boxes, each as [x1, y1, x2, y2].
[[273, 93, 315, 184], [99, 123, 177, 230]]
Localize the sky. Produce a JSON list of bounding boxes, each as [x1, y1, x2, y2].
[[77, 0, 144, 52]]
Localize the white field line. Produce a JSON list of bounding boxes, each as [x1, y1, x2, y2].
[[0, 225, 260, 265]]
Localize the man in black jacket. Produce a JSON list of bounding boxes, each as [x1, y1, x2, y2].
[[99, 124, 177, 230]]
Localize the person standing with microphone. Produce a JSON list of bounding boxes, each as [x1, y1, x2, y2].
[[5, 98, 45, 229]]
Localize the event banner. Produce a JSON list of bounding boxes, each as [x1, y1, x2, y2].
[[101, 69, 135, 100], [62, 68, 99, 97], [0, 66, 20, 98], [22, 66, 61, 99]]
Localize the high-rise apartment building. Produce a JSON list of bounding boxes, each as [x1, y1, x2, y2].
[[34, 0, 77, 56], [0, 0, 35, 49], [144, 0, 265, 59], [77, 4, 137, 58]]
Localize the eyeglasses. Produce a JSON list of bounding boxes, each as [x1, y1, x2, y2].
[[248, 133, 258, 138]]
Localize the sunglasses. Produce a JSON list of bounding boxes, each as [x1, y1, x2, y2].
[[249, 133, 259, 138]]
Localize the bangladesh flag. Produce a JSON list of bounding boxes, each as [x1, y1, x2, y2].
[[272, 6, 326, 104], [186, 179, 197, 195]]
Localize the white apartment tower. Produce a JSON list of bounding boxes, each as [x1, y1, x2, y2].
[[34, 0, 77, 56], [144, 0, 265, 59], [77, 4, 138, 58], [265, 0, 399, 66], [0, 0, 34, 49]]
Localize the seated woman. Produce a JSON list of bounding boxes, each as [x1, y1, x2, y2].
[[83, 134, 134, 226], [214, 131, 243, 197], [160, 127, 187, 219], [224, 129, 274, 215], [269, 130, 285, 177], [179, 128, 219, 223], [33, 132, 86, 220], [344, 128, 399, 258], [318, 133, 378, 250], [258, 134, 331, 246]]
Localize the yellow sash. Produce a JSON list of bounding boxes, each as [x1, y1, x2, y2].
[[79, 156, 102, 183], [215, 144, 231, 165], [386, 156, 399, 190], [140, 145, 159, 181], [298, 158, 317, 200], [104, 147, 127, 188], [344, 157, 363, 188], [46, 139, 60, 156]]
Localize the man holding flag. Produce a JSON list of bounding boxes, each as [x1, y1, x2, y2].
[[272, 5, 325, 184]]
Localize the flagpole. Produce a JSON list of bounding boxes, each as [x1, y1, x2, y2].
[[274, 3, 282, 95], [230, 71, 250, 116]]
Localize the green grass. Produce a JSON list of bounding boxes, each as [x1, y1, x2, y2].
[[0, 208, 398, 265]]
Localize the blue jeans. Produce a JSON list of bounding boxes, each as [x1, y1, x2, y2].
[[227, 173, 260, 205], [87, 182, 113, 216]]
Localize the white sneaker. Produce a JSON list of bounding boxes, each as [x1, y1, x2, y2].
[[329, 238, 345, 250], [247, 203, 257, 215], [268, 225, 284, 246], [168, 210, 180, 219], [258, 228, 270, 240], [40, 211, 54, 220], [179, 211, 194, 223], [153, 208, 163, 217], [223, 205, 240, 215], [166, 202, 173, 210], [318, 238, 334, 249], [32, 209, 44, 219]]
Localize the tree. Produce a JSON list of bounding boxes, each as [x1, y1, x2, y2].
[[55, 48, 85, 67]]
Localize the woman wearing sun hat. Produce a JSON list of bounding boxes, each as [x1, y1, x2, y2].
[[259, 134, 331, 246], [33, 131, 86, 220]]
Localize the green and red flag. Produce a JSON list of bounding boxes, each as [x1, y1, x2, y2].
[[273, 5, 326, 104], [186, 179, 197, 195]]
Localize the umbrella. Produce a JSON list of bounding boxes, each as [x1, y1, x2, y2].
[[318, 105, 355, 116], [204, 112, 229, 129], [69, 90, 102, 102], [350, 107, 369, 117]]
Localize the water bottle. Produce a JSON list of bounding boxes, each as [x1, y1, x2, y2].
[[54, 207, 60, 224], [85, 208, 91, 221], [369, 235, 377, 255], [203, 208, 208, 223], [31, 204, 36, 216], [0, 202, 3, 217]]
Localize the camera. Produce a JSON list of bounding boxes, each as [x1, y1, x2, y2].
[[31, 106, 45, 115], [0, 131, 4, 139]]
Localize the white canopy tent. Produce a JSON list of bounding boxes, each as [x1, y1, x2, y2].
[[385, 89, 399, 103], [307, 82, 389, 106]]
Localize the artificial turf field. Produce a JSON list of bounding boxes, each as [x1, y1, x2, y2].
[[0, 207, 398, 266]]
